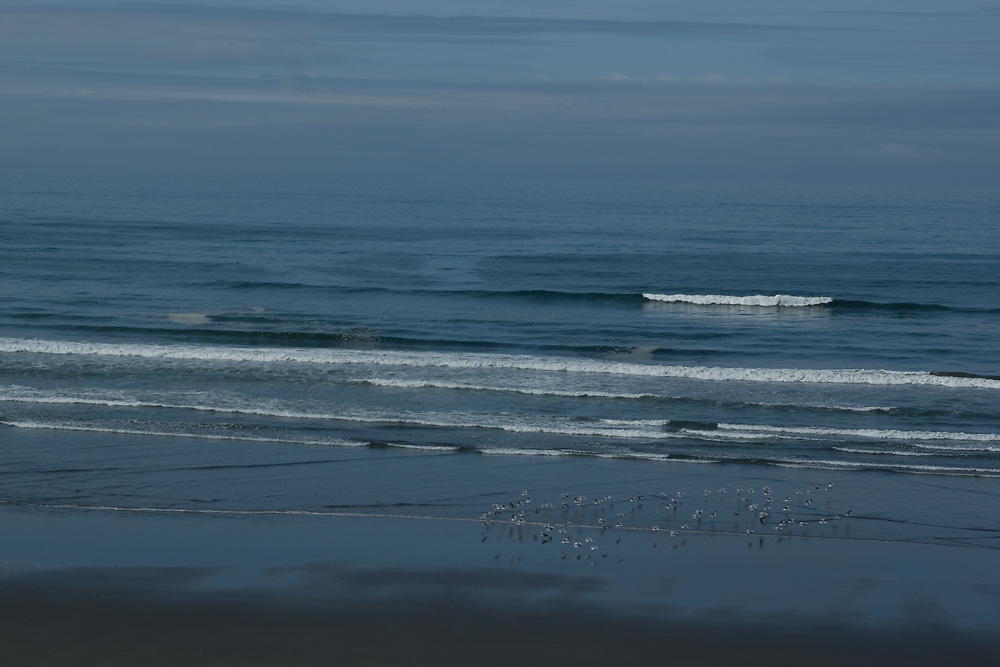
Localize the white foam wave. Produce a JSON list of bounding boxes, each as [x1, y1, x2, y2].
[[912, 442, 1000, 454], [831, 447, 936, 457], [2, 383, 894, 418], [762, 403, 893, 413], [479, 447, 574, 457], [643, 293, 833, 307], [718, 423, 1000, 443], [598, 418, 672, 426], [592, 451, 718, 463], [677, 429, 812, 442], [365, 380, 892, 412], [0, 419, 367, 447], [772, 458, 1000, 476], [0, 386, 150, 409], [385, 442, 461, 452], [6, 419, 994, 474], [3, 337, 998, 389], [475, 447, 718, 462], [367, 382, 899, 415], [361, 378, 656, 400], [5, 385, 997, 450], [0, 386, 672, 440]]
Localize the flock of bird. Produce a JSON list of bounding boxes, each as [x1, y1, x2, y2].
[[479, 482, 853, 564]]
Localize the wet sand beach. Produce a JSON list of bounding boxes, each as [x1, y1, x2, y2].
[[2, 432, 998, 666], [2, 565, 997, 667]]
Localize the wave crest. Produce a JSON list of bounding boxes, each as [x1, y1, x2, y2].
[[643, 293, 833, 307], [2, 338, 998, 389]]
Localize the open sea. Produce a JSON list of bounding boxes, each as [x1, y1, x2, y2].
[[2, 181, 999, 563]]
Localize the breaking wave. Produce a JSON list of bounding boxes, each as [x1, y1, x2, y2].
[[643, 293, 833, 307], [3, 337, 998, 389]]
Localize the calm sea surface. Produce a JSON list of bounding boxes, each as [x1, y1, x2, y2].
[[1, 182, 998, 548]]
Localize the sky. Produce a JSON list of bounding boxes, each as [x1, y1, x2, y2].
[[2, 1, 999, 188]]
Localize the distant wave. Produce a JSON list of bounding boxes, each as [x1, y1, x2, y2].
[[411, 289, 999, 315], [3, 337, 1000, 389], [465, 289, 997, 314], [644, 293, 833, 307], [189, 284, 999, 315], [20, 323, 715, 358], [444, 290, 998, 315], [451, 289, 639, 304]]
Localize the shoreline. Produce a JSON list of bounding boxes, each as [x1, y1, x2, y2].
[[3, 503, 999, 666], [2, 427, 998, 665]]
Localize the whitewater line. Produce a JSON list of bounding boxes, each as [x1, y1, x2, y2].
[[643, 293, 833, 307], [2, 337, 998, 389]]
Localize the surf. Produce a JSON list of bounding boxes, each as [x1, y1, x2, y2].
[[643, 293, 833, 307], [3, 337, 999, 389]]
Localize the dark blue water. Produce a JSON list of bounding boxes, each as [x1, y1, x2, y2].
[[1, 182, 998, 530]]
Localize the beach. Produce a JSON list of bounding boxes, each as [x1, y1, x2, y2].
[[4, 2, 1000, 664], [3, 428, 999, 666]]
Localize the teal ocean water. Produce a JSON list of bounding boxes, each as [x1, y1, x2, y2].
[[1, 182, 998, 552]]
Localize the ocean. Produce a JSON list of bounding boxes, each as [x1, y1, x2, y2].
[[2, 181, 999, 571]]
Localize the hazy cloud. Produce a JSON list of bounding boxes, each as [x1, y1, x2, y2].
[[2, 1, 997, 187]]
